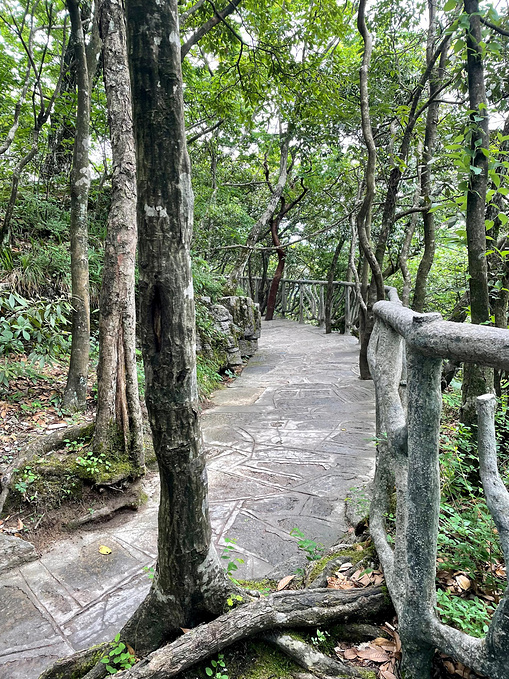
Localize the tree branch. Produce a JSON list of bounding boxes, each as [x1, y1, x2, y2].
[[181, 0, 242, 60]]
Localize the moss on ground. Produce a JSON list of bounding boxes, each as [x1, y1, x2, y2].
[[178, 640, 300, 679], [307, 544, 372, 584], [5, 438, 140, 517], [237, 578, 277, 593]]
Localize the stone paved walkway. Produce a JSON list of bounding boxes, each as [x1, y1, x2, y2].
[[0, 319, 375, 679]]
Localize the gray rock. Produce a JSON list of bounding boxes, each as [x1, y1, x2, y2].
[[0, 534, 38, 573]]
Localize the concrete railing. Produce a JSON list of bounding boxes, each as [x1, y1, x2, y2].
[[368, 286, 509, 678], [239, 277, 358, 332]]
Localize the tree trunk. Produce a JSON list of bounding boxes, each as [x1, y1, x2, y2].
[[63, 0, 92, 412], [122, 0, 231, 656], [227, 133, 291, 292], [325, 236, 345, 334], [265, 215, 285, 321], [356, 0, 380, 380], [413, 1, 447, 312], [461, 0, 494, 426], [93, 0, 144, 469]]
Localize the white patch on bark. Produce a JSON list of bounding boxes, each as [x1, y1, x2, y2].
[[184, 282, 194, 299], [169, 31, 180, 47], [144, 204, 168, 218], [75, 176, 90, 187], [275, 612, 287, 624], [190, 368, 198, 402], [154, 36, 161, 46]]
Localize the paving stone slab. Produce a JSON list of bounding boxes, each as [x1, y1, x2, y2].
[[0, 318, 375, 678]]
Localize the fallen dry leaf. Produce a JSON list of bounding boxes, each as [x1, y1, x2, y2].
[[380, 670, 397, 679], [98, 545, 112, 555], [444, 660, 456, 673], [337, 562, 353, 572], [456, 575, 471, 591], [356, 647, 390, 663], [17, 518, 23, 530], [343, 648, 358, 660], [277, 574, 295, 591]]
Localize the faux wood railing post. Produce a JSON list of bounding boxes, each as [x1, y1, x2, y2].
[[281, 280, 286, 317], [345, 285, 351, 335], [318, 285, 325, 327], [299, 286, 304, 324], [399, 341, 442, 678]]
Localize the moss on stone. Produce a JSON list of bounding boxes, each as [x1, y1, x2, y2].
[[4, 442, 139, 517], [237, 578, 276, 592], [307, 546, 369, 584]]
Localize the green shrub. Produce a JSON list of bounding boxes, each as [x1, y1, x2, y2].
[[436, 589, 494, 638], [0, 291, 71, 387]]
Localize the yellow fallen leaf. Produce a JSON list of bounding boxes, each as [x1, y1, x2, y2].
[[98, 545, 112, 555]]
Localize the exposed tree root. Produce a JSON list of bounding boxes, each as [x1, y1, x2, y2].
[[40, 586, 389, 679], [65, 487, 142, 529], [261, 630, 375, 678], [0, 421, 95, 515], [38, 643, 109, 679]]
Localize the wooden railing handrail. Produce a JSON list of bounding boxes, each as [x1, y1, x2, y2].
[[369, 286, 509, 678], [374, 299, 509, 370]]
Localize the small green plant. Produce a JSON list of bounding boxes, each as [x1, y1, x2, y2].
[[290, 527, 325, 563], [14, 466, 38, 501], [226, 594, 243, 607], [76, 450, 111, 476], [100, 633, 136, 674], [143, 565, 155, 580], [205, 653, 228, 679], [220, 537, 244, 584], [436, 589, 494, 638], [65, 437, 86, 453], [310, 628, 329, 647]]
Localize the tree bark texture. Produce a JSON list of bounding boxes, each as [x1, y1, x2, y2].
[[356, 0, 381, 379], [63, 0, 92, 412], [123, 0, 231, 655], [94, 0, 144, 469], [117, 587, 389, 678], [461, 0, 494, 425]]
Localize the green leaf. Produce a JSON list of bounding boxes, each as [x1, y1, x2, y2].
[[444, 0, 456, 10], [206, 668, 214, 676]]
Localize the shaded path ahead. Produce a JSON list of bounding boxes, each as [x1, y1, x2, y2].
[[0, 319, 375, 679], [205, 319, 376, 579]]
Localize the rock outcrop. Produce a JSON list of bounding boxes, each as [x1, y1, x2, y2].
[[196, 295, 261, 371]]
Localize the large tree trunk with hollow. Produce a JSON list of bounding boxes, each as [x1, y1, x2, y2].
[[63, 0, 92, 411], [121, 0, 231, 656], [93, 0, 144, 469]]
